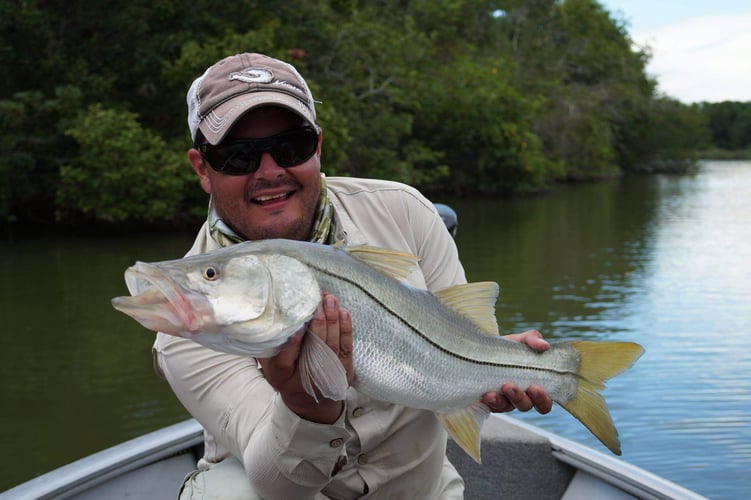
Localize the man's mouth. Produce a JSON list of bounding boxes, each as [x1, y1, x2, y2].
[[251, 191, 294, 205]]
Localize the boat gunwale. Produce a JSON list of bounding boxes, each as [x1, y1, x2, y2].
[[0, 419, 203, 499]]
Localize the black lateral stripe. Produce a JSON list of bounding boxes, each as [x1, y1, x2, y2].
[[310, 263, 574, 376]]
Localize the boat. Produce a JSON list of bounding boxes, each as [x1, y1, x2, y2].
[[1, 414, 705, 499]]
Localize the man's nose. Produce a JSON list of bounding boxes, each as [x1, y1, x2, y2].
[[254, 152, 285, 176]]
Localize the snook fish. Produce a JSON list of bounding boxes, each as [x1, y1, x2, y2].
[[112, 239, 644, 462]]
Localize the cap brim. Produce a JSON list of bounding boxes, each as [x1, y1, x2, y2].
[[198, 92, 317, 145]]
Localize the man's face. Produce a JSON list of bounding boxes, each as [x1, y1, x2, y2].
[[190, 107, 322, 241]]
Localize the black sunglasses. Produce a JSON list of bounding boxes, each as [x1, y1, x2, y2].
[[198, 126, 319, 175]]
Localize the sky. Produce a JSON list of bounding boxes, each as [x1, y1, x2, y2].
[[599, 0, 751, 103]]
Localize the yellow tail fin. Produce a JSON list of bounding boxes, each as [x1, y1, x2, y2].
[[561, 341, 645, 455]]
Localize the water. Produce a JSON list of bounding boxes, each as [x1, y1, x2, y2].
[[0, 234, 195, 491], [1, 161, 749, 498], [449, 161, 751, 499]]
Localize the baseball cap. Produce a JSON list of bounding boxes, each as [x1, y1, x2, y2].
[[187, 52, 317, 145]]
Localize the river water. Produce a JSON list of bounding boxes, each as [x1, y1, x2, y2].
[[1, 160, 749, 498]]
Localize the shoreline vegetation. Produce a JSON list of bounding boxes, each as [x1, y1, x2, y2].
[[698, 149, 751, 160], [2, 158, 744, 241], [2, 1, 749, 231]]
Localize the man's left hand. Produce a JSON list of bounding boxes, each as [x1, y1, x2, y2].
[[481, 330, 553, 414]]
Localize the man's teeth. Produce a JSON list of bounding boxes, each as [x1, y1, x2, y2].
[[254, 193, 289, 202]]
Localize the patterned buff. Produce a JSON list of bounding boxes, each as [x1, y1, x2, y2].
[[208, 173, 335, 247]]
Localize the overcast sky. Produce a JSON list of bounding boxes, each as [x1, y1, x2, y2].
[[600, 0, 751, 103]]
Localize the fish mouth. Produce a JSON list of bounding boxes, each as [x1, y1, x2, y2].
[[111, 262, 209, 334]]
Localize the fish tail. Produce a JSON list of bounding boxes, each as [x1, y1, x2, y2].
[[560, 341, 645, 455]]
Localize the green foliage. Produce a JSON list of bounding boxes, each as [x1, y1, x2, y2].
[[58, 105, 185, 222], [0, 0, 744, 228], [699, 101, 751, 151], [497, 0, 657, 178], [0, 86, 83, 223], [309, 10, 440, 183], [414, 55, 561, 193]]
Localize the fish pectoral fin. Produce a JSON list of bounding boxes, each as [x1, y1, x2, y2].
[[343, 246, 421, 281], [437, 404, 491, 464], [298, 329, 348, 403], [433, 282, 500, 336]]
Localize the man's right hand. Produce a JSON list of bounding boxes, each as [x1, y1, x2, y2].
[[258, 292, 354, 424]]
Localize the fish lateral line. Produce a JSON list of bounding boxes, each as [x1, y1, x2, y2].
[[308, 263, 578, 375]]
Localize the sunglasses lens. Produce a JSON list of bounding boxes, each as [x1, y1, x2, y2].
[[201, 127, 318, 175], [199, 144, 252, 175], [223, 145, 261, 174], [272, 127, 318, 167]]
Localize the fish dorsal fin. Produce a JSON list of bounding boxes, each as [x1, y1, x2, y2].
[[434, 282, 500, 336], [437, 404, 491, 464], [343, 245, 421, 281]]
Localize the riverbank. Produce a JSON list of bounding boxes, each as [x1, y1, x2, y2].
[[699, 148, 751, 160], [2, 156, 747, 240]]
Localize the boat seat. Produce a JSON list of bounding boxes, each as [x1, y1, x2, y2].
[[447, 415, 576, 499]]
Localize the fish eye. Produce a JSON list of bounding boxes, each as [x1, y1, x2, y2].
[[202, 266, 219, 281]]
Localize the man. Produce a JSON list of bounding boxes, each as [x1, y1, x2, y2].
[[154, 52, 552, 499]]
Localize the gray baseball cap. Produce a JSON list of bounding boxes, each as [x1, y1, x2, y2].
[[187, 52, 317, 145]]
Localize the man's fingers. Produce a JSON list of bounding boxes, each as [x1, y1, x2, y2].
[[338, 309, 353, 357], [527, 385, 553, 414], [481, 391, 514, 412], [481, 384, 535, 413], [338, 308, 354, 383], [322, 293, 341, 355], [258, 330, 304, 382], [502, 383, 534, 412], [482, 383, 554, 414], [504, 330, 550, 352]]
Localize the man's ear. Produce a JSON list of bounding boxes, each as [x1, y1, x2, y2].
[[188, 148, 212, 194]]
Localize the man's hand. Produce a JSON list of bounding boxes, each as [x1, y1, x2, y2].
[[258, 293, 354, 424], [481, 330, 553, 414]]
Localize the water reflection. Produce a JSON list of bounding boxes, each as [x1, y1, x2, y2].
[[450, 173, 661, 339]]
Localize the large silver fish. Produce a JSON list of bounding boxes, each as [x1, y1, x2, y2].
[[112, 239, 644, 462]]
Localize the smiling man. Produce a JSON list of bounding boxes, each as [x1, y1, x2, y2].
[[155, 52, 552, 499], [191, 106, 323, 242]]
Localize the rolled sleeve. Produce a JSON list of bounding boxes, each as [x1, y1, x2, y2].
[[242, 395, 351, 498]]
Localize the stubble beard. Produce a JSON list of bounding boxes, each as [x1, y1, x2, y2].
[[229, 178, 319, 242], [241, 212, 316, 241]]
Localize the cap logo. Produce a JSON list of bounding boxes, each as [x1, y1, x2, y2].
[[229, 68, 274, 84]]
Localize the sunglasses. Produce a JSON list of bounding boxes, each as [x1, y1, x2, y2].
[[198, 126, 319, 175]]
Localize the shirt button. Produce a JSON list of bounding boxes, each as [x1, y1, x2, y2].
[[357, 454, 368, 465], [352, 407, 365, 417], [329, 438, 344, 448]]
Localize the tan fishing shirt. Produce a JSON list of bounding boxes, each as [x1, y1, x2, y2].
[[154, 177, 467, 499]]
